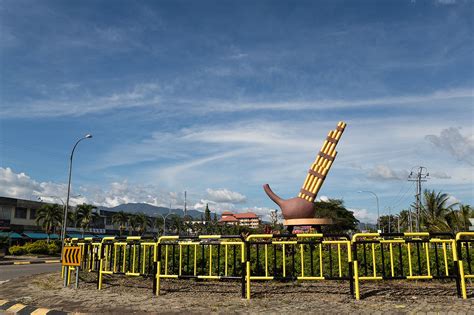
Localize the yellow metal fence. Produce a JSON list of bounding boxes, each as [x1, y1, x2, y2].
[[65, 232, 474, 299]]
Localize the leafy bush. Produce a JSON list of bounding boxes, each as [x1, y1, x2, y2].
[[9, 245, 27, 255], [25, 240, 50, 255], [48, 242, 60, 255]]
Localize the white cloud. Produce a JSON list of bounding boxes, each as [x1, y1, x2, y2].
[[349, 208, 378, 223], [435, 0, 456, 5], [367, 165, 409, 181], [0, 167, 63, 200], [1, 85, 471, 118], [317, 195, 330, 202], [0, 83, 161, 118], [242, 206, 275, 221], [430, 171, 451, 179], [425, 127, 474, 166], [206, 188, 246, 203]]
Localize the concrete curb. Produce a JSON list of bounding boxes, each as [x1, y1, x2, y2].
[[0, 260, 61, 266], [0, 298, 68, 314]]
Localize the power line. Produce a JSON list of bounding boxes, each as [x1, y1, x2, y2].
[[389, 181, 416, 211], [408, 166, 429, 232]]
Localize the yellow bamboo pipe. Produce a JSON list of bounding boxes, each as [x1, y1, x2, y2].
[[307, 149, 336, 198], [302, 129, 336, 191], [303, 135, 339, 197], [300, 130, 334, 192], [300, 122, 346, 200], [301, 156, 333, 201]]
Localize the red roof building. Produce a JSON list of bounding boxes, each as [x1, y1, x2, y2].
[[219, 211, 261, 228]]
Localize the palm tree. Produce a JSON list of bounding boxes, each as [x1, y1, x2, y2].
[[112, 211, 129, 236], [36, 204, 62, 242], [152, 216, 164, 236], [134, 213, 151, 235], [169, 215, 183, 235], [420, 190, 457, 232], [128, 214, 139, 235], [75, 204, 99, 237], [457, 204, 473, 232], [398, 209, 412, 232]]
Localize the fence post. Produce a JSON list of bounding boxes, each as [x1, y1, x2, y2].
[[241, 239, 246, 299]]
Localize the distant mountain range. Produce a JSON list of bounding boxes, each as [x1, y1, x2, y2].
[[97, 202, 210, 219]]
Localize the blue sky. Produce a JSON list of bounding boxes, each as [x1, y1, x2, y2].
[[0, 0, 473, 222]]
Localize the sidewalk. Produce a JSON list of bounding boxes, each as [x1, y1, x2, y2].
[[0, 255, 61, 266]]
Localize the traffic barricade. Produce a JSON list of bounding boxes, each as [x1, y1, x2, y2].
[[245, 233, 353, 299], [352, 232, 459, 300], [154, 235, 245, 296], [98, 236, 157, 290], [456, 232, 474, 299], [70, 237, 102, 272]]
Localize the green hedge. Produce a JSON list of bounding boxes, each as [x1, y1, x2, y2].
[[9, 240, 61, 256]]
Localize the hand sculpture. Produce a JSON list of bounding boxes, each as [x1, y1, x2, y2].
[[263, 122, 346, 220]]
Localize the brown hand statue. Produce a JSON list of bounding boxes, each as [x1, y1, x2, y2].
[[263, 122, 346, 221], [263, 184, 315, 219]]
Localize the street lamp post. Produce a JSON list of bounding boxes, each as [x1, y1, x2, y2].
[[154, 209, 173, 236], [358, 190, 380, 231], [62, 134, 92, 252]]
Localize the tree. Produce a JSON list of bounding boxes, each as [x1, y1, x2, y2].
[[75, 204, 99, 237], [153, 216, 164, 236], [398, 209, 413, 232], [168, 215, 183, 235], [128, 214, 139, 235], [135, 213, 152, 235], [313, 199, 359, 233], [36, 204, 62, 242], [457, 204, 473, 232], [379, 215, 398, 233], [420, 190, 457, 232], [112, 211, 129, 236], [204, 204, 211, 222]]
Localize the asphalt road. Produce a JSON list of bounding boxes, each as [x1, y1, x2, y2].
[[0, 263, 61, 282]]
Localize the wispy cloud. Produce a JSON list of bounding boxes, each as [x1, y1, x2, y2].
[[1, 85, 471, 118]]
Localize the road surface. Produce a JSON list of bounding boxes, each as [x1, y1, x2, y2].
[[0, 263, 60, 282]]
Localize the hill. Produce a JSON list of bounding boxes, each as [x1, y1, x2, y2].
[[97, 202, 208, 219]]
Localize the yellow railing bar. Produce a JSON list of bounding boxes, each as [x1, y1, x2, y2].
[[456, 232, 474, 241], [282, 244, 286, 278], [407, 243, 413, 277], [425, 242, 431, 277], [165, 245, 169, 276], [359, 276, 383, 280], [179, 244, 182, 276], [389, 243, 394, 277], [371, 243, 376, 277], [338, 243, 342, 277], [298, 276, 325, 280], [224, 244, 228, 276], [250, 276, 273, 280]]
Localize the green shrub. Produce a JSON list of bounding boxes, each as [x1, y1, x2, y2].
[[47, 242, 60, 255], [25, 240, 49, 255], [9, 245, 27, 255]]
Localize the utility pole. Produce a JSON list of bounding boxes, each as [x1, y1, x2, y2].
[[408, 166, 429, 232]]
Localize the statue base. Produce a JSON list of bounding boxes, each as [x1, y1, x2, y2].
[[283, 218, 333, 233]]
